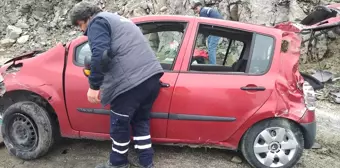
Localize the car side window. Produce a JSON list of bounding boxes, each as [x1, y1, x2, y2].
[[248, 34, 274, 74], [193, 33, 244, 66], [74, 22, 188, 70], [189, 24, 274, 75], [137, 22, 187, 71], [75, 42, 91, 66]]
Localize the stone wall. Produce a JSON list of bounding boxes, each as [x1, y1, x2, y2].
[[0, 0, 340, 62]]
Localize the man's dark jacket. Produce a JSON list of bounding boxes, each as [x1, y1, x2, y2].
[[85, 12, 164, 106]]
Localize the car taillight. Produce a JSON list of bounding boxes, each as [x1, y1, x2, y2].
[[302, 81, 316, 111]]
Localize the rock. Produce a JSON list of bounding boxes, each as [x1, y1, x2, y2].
[[330, 92, 340, 104], [147, 3, 154, 11], [6, 25, 23, 40], [238, 0, 289, 26], [32, 10, 45, 21], [231, 156, 242, 164], [0, 39, 16, 48], [40, 42, 47, 46], [37, 27, 47, 34], [156, 0, 167, 7], [141, 2, 148, 10], [62, 9, 69, 16], [160, 6, 168, 12], [0, 0, 338, 66], [230, 4, 239, 21], [288, 0, 307, 22], [16, 19, 30, 29], [328, 28, 339, 39], [17, 35, 30, 44], [312, 142, 322, 149], [133, 8, 147, 17], [69, 31, 77, 36]]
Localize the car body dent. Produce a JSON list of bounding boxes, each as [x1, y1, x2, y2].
[[225, 31, 307, 149], [275, 31, 306, 119], [225, 90, 305, 149], [1, 43, 79, 138]]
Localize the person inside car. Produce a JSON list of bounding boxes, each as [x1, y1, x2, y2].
[[191, 1, 223, 64]]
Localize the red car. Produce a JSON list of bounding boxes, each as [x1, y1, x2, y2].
[[0, 14, 317, 168]]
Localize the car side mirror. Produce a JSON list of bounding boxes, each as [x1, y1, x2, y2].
[[83, 54, 91, 77]]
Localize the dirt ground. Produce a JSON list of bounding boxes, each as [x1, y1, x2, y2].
[[0, 101, 339, 168]]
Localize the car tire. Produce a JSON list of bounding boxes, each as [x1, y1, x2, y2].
[[1, 101, 57, 160], [241, 118, 304, 168]]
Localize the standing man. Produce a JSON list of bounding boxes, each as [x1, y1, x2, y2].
[[69, 2, 164, 168], [191, 1, 223, 64]]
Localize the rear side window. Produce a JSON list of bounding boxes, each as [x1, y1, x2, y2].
[[188, 24, 275, 75], [248, 34, 274, 74]]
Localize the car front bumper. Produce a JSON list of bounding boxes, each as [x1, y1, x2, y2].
[[300, 121, 316, 149]]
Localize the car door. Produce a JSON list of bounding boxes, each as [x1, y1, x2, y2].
[[167, 18, 279, 142], [64, 18, 193, 139]]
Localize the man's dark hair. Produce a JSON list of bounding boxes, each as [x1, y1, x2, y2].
[[191, 2, 203, 9], [69, 1, 102, 26]]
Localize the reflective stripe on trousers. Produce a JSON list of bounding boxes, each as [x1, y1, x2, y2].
[[133, 135, 152, 150], [108, 74, 161, 168]]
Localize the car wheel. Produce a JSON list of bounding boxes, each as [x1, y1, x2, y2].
[[241, 118, 304, 168], [1, 101, 57, 160]]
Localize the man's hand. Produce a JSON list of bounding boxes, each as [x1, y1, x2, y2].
[[87, 88, 100, 104]]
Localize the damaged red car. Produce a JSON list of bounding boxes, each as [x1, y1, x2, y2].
[[0, 13, 321, 168]]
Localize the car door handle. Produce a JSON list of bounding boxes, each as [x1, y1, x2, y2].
[[160, 81, 170, 88], [240, 86, 266, 91]]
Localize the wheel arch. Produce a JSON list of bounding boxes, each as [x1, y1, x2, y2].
[[0, 89, 60, 136], [237, 117, 307, 150]]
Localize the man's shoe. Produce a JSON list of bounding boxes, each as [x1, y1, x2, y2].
[[95, 161, 130, 168]]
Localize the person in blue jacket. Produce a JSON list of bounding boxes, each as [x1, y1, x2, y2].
[[69, 2, 164, 168], [191, 2, 223, 64]]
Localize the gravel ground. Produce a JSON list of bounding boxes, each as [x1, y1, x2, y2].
[[0, 101, 339, 168]]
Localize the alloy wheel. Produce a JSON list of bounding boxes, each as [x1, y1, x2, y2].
[[253, 127, 299, 167]]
